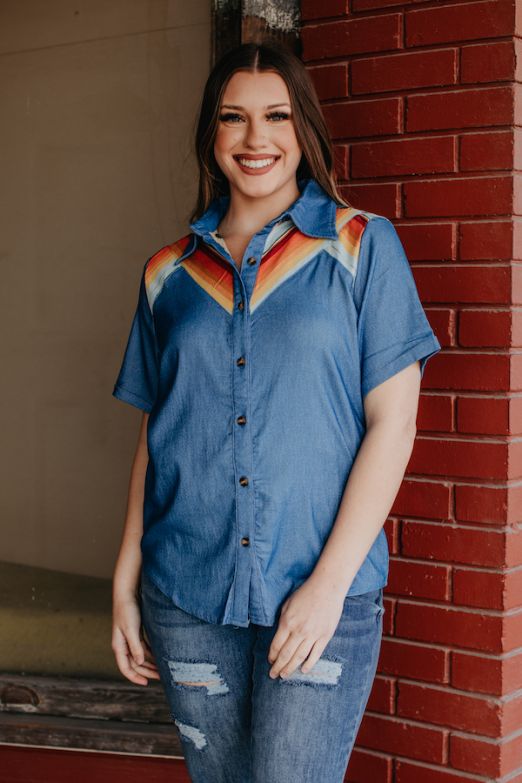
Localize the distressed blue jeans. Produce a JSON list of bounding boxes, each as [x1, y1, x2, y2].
[[139, 568, 384, 783]]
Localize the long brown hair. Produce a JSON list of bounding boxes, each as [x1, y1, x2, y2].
[[189, 40, 350, 223]]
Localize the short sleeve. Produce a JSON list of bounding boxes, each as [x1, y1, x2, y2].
[[112, 261, 159, 413], [353, 216, 441, 400]]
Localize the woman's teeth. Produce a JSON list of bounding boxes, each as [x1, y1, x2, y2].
[[236, 157, 277, 169]]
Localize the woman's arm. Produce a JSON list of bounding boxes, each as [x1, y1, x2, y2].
[[112, 411, 160, 685], [266, 361, 422, 680], [112, 411, 149, 601], [308, 360, 421, 596]]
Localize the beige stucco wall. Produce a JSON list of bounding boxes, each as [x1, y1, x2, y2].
[[0, 0, 211, 578]]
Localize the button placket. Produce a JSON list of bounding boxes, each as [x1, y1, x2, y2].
[[226, 235, 269, 625]]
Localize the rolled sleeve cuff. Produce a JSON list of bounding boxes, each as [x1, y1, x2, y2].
[[362, 333, 441, 399], [112, 383, 153, 413]]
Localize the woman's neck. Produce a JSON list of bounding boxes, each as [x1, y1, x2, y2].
[[217, 178, 301, 239]]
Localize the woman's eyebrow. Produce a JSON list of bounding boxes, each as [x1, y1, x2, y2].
[[220, 103, 291, 110]]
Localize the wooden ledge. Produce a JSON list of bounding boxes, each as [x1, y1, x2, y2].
[[0, 673, 181, 756]]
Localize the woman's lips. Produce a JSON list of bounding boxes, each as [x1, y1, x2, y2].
[[233, 155, 281, 175]]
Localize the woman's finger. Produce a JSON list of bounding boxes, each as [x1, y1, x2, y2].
[[141, 637, 159, 667], [112, 631, 149, 685], [126, 629, 149, 667], [131, 657, 158, 672], [125, 631, 163, 680], [129, 659, 162, 680]]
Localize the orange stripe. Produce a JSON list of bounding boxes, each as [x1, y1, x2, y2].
[[145, 235, 192, 289]]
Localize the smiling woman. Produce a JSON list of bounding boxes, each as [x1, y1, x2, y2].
[[205, 64, 345, 272], [213, 71, 303, 239], [111, 39, 440, 783]]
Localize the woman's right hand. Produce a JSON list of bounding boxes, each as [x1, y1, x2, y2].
[[112, 592, 161, 686]]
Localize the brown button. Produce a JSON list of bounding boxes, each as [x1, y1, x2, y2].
[[236, 356, 246, 366], [241, 537, 250, 546], [239, 476, 249, 486], [238, 300, 244, 310], [236, 415, 246, 425], [247, 256, 256, 265]]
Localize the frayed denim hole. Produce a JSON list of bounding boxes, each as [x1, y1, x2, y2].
[[278, 656, 343, 687], [166, 659, 230, 695], [174, 718, 208, 750]]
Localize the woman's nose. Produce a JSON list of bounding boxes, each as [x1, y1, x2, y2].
[[243, 120, 268, 147]]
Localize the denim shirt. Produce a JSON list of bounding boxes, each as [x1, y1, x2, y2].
[[112, 177, 441, 627]]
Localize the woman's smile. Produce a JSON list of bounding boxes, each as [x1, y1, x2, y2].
[[233, 153, 281, 175]]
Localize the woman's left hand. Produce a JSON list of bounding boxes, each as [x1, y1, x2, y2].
[[267, 577, 346, 679]]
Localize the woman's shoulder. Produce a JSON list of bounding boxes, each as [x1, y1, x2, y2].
[[335, 205, 392, 243], [143, 232, 196, 306], [146, 232, 195, 271], [328, 206, 395, 279]]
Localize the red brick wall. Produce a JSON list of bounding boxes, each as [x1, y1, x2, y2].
[[300, 1, 522, 781]]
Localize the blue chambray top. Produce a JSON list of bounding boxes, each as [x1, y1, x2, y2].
[[112, 176, 441, 627]]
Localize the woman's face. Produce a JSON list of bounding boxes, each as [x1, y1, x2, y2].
[[213, 70, 302, 200]]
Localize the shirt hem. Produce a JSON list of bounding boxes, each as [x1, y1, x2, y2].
[[141, 566, 388, 628], [345, 576, 388, 597]]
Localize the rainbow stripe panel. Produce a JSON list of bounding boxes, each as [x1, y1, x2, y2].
[[144, 207, 381, 315]]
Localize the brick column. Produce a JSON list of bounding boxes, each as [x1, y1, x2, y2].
[[300, 1, 522, 781]]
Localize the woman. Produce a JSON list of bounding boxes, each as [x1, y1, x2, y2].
[[111, 40, 441, 783]]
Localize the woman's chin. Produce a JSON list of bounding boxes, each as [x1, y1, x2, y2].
[[230, 176, 285, 198]]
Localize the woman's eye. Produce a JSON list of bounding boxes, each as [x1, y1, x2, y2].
[[218, 111, 290, 124], [219, 113, 243, 123]]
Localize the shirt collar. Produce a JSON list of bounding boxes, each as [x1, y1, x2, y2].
[[189, 177, 339, 241]]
